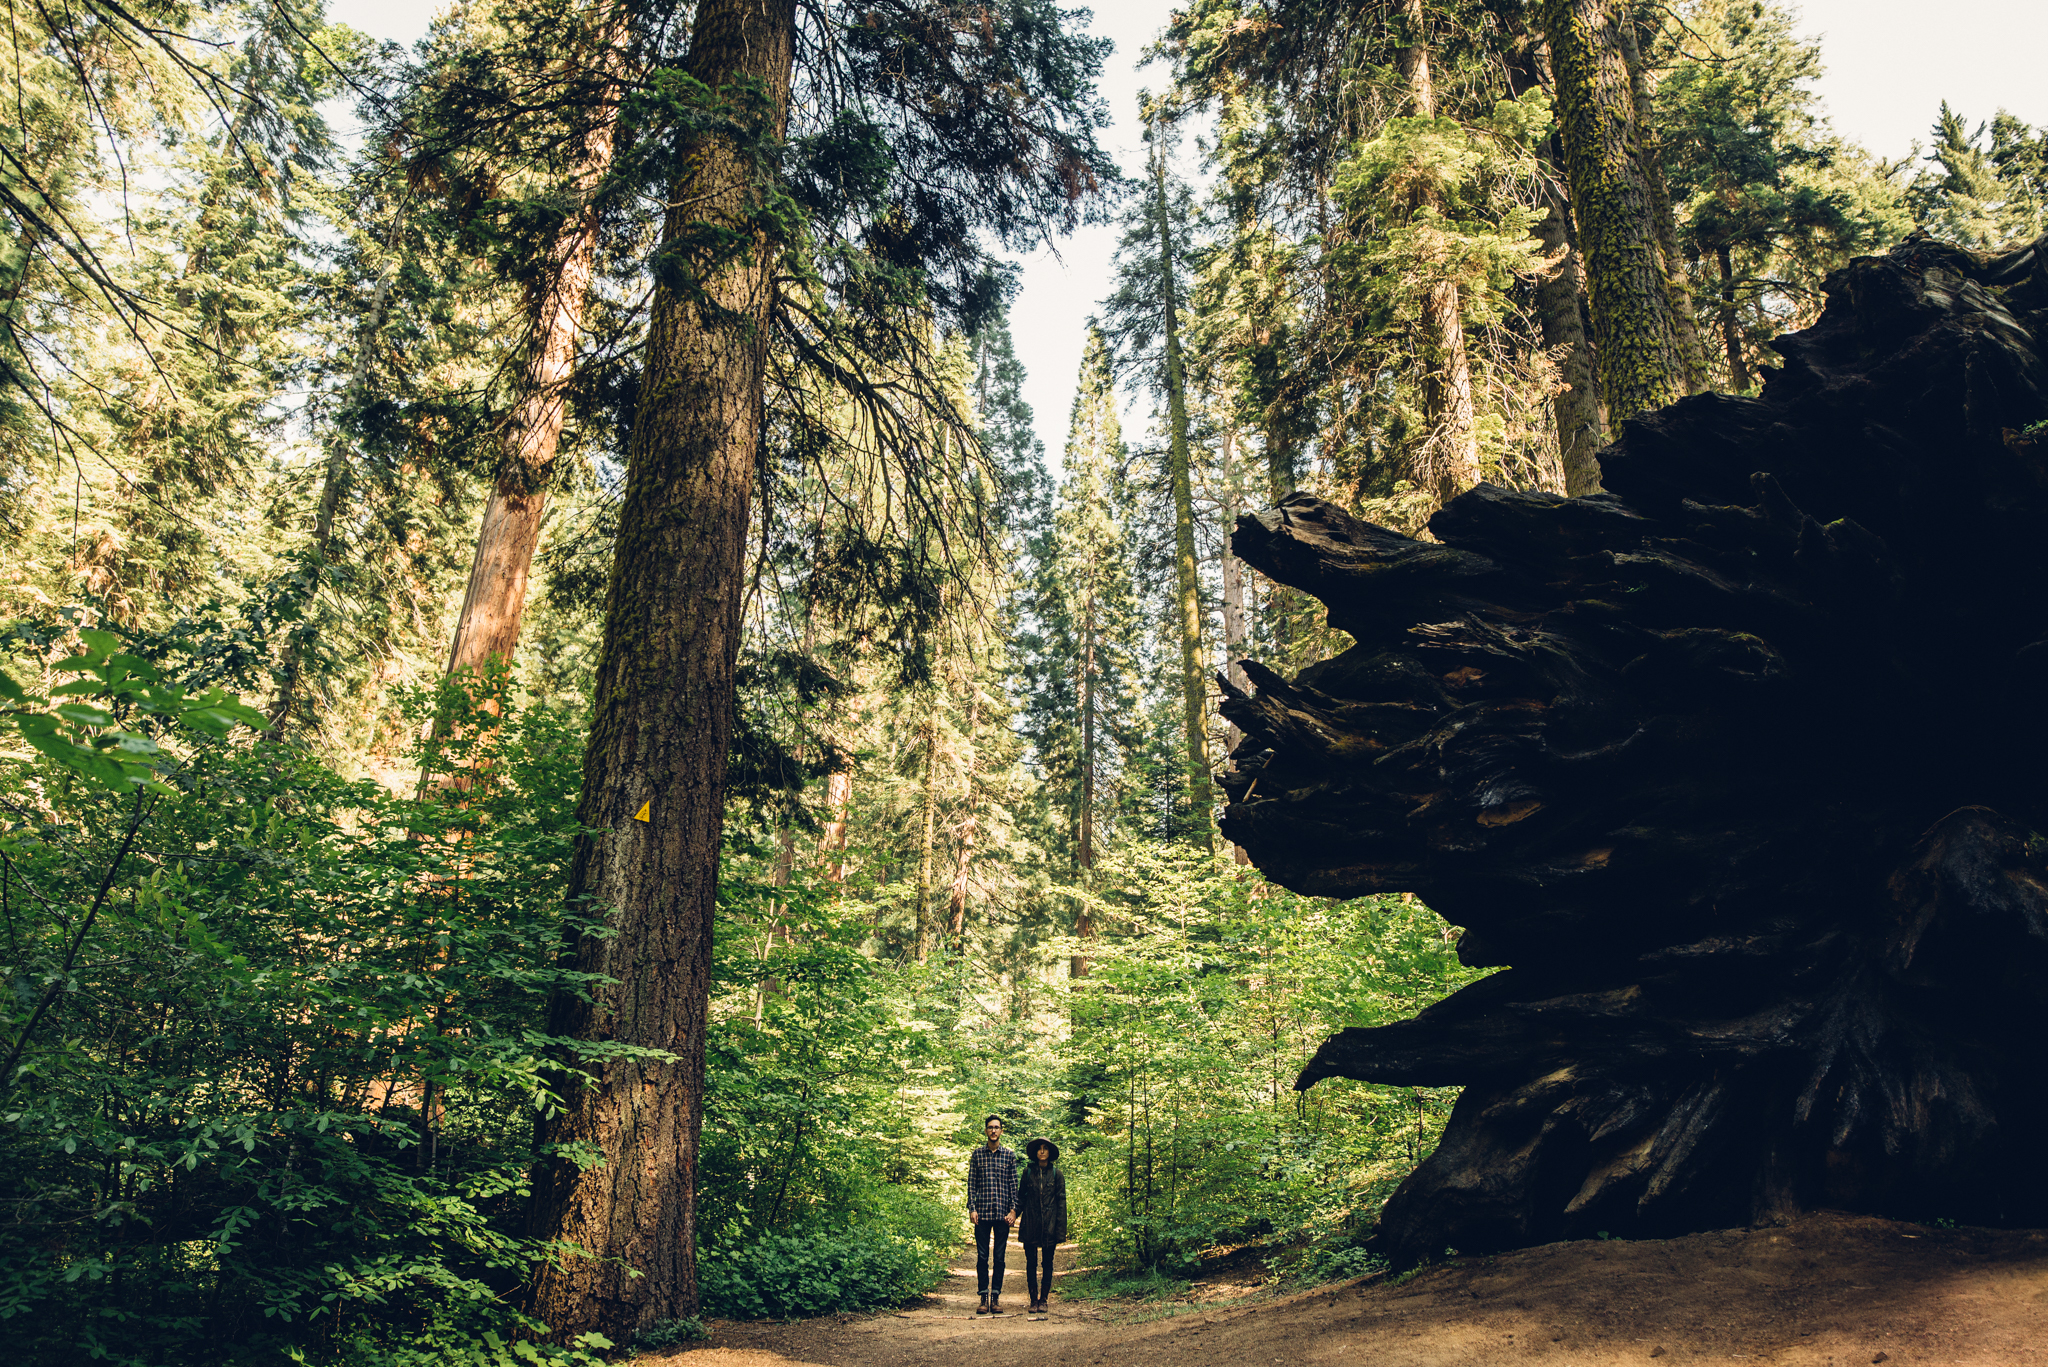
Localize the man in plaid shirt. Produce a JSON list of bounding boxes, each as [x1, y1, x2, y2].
[[965, 1114, 1019, 1314]]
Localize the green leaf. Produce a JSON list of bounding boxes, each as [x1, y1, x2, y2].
[[54, 703, 114, 726], [77, 629, 120, 657], [0, 668, 24, 702]]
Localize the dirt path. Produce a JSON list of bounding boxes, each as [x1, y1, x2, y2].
[[649, 1211, 2048, 1367]]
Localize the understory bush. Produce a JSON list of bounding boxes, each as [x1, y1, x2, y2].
[[0, 636, 617, 1365], [698, 1217, 951, 1319]]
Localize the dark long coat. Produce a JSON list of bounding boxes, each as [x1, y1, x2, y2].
[[1016, 1160, 1067, 1246]]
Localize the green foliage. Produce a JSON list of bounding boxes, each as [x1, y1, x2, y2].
[[1056, 845, 1483, 1275], [697, 1221, 952, 1320], [0, 632, 620, 1365]]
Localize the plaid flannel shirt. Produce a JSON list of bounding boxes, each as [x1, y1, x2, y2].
[[966, 1143, 1019, 1222]]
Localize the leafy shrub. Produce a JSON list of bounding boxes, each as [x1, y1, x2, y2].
[[0, 638, 620, 1365], [632, 1317, 710, 1351], [698, 1220, 950, 1319]]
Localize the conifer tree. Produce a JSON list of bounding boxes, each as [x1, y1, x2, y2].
[[531, 0, 1113, 1339], [1103, 103, 1214, 851]]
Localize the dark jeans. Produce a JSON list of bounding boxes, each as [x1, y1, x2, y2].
[[1023, 1241, 1055, 1302], [974, 1218, 1010, 1295]]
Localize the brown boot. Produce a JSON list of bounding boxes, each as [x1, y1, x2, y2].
[[987, 1295, 1005, 1315], [975, 1293, 990, 1314]]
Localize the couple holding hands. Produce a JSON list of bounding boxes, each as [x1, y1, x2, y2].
[[964, 1114, 1067, 1316]]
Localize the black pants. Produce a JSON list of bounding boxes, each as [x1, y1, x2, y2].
[[1023, 1241, 1055, 1302], [974, 1218, 1009, 1295]]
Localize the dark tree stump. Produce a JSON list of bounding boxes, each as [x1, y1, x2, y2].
[[1219, 236, 2048, 1263]]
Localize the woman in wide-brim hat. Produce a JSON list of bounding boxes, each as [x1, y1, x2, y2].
[[1016, 1137, 1067, 1314]]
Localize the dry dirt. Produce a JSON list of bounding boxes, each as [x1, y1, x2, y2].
[[643, 1211, 2048, 1367]]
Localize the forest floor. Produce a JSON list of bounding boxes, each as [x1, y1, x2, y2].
[[644, 1211, 2048, 1367]]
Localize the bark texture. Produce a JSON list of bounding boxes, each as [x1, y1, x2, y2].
[[445, 4, 631, 684], [1150, 138, 1215, 850], [529, 0, 797, 1342], [1219, 237, 2048, 1265], [1537, 0, 1699, 425], [1399, 0, 1479, 507]]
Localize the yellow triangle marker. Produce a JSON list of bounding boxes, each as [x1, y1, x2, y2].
[[632, 801, 651, 822]]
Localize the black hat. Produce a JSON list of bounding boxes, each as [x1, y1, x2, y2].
[[1024, 1136, 1060, 1163]]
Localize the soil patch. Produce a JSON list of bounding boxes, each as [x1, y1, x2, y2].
[[645, 1211, 2048, 1366]]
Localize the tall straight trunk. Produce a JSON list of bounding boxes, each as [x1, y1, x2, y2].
[[913, 704, 939, 963], [1716, 243, 1752, 391], [528, 0, 797, 1343], [445, 4, 630, 685], [1536, 0, 1699, 425], [1262, 426, 1302, 667], [1072, 602, 1096, 981], [1616, 11, 1708, 393], [1510, 32, 1606, 493], [1398, 0, 1479, 508], [1218, 425, 1249, 734], [945, 684, 980, 954], [1533, 179, 1607, 493], [1218, 427, 1254, 867], [820, 767, 853, 881], [1148, 139, 1214, 853]]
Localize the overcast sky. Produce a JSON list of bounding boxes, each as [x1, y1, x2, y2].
[[329, 0, 2048, 467]]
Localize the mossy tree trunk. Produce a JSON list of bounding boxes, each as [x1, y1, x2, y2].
[[528, 0, 797, 1343], [1536, 0, 1700, 425]]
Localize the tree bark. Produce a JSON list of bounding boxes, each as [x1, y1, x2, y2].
[[913, 701, 939, 963], [1534, 183, 1607, 493], [1399, 0, 1479, 508], [1717, 242, 1752, 391], [1536, 0, 1698, 425], [1512, 36, 1609, 495], [528, 0, 797, 1342], [445, 4, 630, 686], [1149, 135, 1215, 852], [1616, 8, 1709, 392], [945, 683, 980, 954]]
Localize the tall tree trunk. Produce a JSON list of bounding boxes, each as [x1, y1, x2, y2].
[[1616, 9, 1708, 393], [1073, 600, 1096, 980], [1218, 426, 1254, 867], [445, 5, 630, 687], [1533, 177, 1608, 493], [1148, 136, 1214, 853], [946, 683, 980, 953], [1508, 30, 1606, 493], [820, 767, 853, 881], [528, 0, 797, 1343], [1536, 0, 1699, 425], [1399, 0, 1479, 508], [914, 701, 939, 963], [1716, 243, 1752, 391]]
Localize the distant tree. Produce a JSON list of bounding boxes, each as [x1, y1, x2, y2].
[[1910, 103, 2048, 249]]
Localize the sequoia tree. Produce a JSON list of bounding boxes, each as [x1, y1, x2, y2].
[[529, 0, 1111, 1341]]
